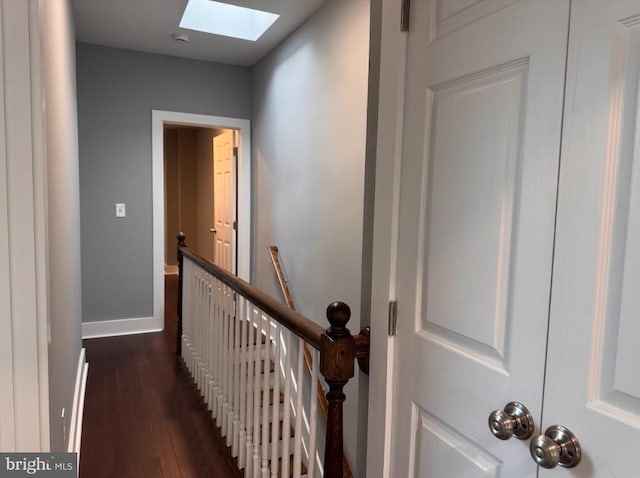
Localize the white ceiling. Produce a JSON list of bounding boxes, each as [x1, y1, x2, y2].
[[72, 0, 328, 66]]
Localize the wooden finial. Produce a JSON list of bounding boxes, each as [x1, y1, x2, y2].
[[326, 301, 351, 338]]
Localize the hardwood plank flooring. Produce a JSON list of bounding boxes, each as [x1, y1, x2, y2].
[[80, 275, 241, 478]]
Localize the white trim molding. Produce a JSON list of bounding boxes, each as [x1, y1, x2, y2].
[[151, 110, 252, 334], [81, 317, 161, 339], [0, 0, 51, 451], [67, 349, 88, 454], [366, 0, 408, 477]]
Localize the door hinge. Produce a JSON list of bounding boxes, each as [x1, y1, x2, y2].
[[401, 0, 411, 32], [233, 146, 239, 158], [388, 300, 398, 336], [233, 220, 237, 230]]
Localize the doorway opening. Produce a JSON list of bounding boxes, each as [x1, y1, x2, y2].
[[152, 111, 251, 330], [163, 125, 237, 274]]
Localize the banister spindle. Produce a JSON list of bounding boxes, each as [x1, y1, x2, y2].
[[321, 302, 355, 478], [177, 232, 187, 356]]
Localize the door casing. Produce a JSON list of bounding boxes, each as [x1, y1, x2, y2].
[[365, 1, 409, 476]]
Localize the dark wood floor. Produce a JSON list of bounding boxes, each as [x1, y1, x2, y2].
[[79, 275, 241, 478]]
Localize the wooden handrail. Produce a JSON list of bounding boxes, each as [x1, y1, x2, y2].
[[176, 233, 369, 478], [268, 246, 353, 478], [178, 237, 325, 350], [267, 246, 296, 310]]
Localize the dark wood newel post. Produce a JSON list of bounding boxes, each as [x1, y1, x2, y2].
[[176, 232, 187, 356], [321, 302, 355, 478]]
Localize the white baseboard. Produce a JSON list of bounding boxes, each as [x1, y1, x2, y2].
[[68, 348, 88, 455], [81, 316, 163, 339], [165, 264, 178, 275]]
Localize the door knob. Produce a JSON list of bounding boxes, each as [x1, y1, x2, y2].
[[530, 425, 581, 469], [488, 401, 534, 440], [210, 228, 217, 234]]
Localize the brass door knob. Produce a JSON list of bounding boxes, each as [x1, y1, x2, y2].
[[530, 425, 581, 469], [488, 401, 534, 440]]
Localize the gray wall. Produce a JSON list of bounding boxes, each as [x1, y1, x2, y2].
[[43, 0, 83, 451], [251, 0, 370, 474], [76, 44, 251, 322]]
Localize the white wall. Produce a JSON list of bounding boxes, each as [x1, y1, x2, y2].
[[251, 0, 370, 474], [0, 0, 81, 452], [43, 0, 83, 452]]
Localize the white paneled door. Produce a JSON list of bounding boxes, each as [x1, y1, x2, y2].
[[387, 0, 640, 477], [543, 1, 640, 476], [213, 130, 236, 273], [390, 0, 569, 475]]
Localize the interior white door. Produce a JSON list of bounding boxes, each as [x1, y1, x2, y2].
[[390, 1, 569, 476], [541, 1, 640, 476], [213, 130, 236, 273]]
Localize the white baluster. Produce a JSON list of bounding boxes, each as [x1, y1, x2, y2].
[[247, 306, 256, 477], [198, 272, 205, 390], [181, 260, 189, 366], [195, 271, 202, 389], [211, 277, 220, 418], [270, 326, 282, 478], [216, 283, 225, 422], [216, 279, 224, 420], [227, 288, 235, 443], [221, 281, 228, 427], [232, 291, 241, 457], [186, 265, 194, 375], [186, 261, 193, 371], [238, 296, 248, 469], [260, 313, 271, 477], [307, 349, 320, 478], [199, 274, 207, 395], [252, 307, 262, 478], [207, 277, 215, 409], [194, 267, 201, 378], [219, 280, 225, 414], [184, 263, 191, 370], [281, 330, 292, 478], [293, 338, 305, 478], [245, 303, 259, 478], [203, 276, 210, 403], [221, 285, 229, 437], [226, 288, 235, 444]]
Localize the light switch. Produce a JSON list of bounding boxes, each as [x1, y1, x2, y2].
[[115, 203, 126, 218]]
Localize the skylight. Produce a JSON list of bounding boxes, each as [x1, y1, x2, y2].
[[179, 0, 280, 42]]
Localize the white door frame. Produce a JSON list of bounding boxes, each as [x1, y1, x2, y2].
[[151, 110, 251, 330], [366, 0, 407, 477]]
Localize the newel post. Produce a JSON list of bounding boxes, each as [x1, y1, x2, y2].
[[320, 302, 355, 478], [176, 232, 187, 356]]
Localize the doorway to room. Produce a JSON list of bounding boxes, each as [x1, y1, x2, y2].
[[163, 125, 237, 275], [151, 111, 251, 331]]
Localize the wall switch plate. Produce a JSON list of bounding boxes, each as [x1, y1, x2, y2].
[[115, 203, 126, 218]]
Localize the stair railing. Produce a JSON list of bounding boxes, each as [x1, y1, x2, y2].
[[176, 234, 370, 478], [268, 246, 355, 478]]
